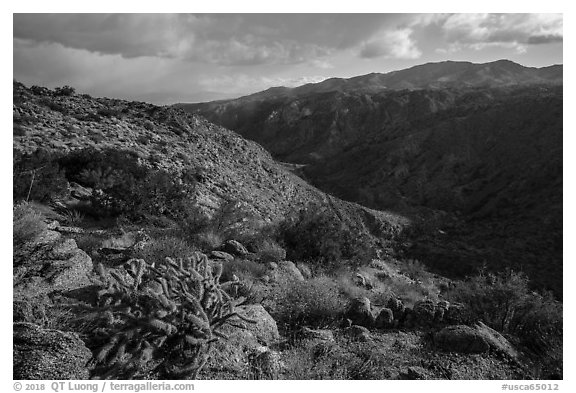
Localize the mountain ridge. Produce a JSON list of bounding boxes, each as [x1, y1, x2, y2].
[[177, 60, 562, 107], [175, 61, 563, 295]]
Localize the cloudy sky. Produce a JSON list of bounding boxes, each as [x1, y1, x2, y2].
[[13, 13, 563, 104]]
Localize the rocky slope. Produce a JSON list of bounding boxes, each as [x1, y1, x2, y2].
[[13, 81, 408, 241], [12, 81, 562, 380], [177, 61, 562, 295]]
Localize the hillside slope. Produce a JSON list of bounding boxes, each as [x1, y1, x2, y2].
[[176, 62, 563, 295]]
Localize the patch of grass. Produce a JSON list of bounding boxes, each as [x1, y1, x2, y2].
[[221, 258, 268, 283], [132, 235, 198, 264], [267, 275, 349, 335], [60, 209, 85, 226], [400, 259, 429, 281], [255, 239, 286, 263], [13, 202, 47, 247], [192, 229, 224, 252]]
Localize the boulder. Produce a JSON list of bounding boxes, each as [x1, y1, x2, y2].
[[434, 325, 491, 354], [279, 261, 304, 280], [474, 322, 519, 360], [386, 297, 405, 321], [412, 299, 436, 326], [222, 240, 249, 257], [434, 300, 449, 323], [14, 237, 93, 299], [55, 226, 84, 234], [296, 263, 312, 279], [45, 241, 93, 291], [69, 182, 92, 200], [210, 251, 235, 262], [236, 304, 280, 344], [346, 297, 375, 327], [375, 307, 394, 329], [13, 322, 92, 379], [271, 261, 304, 282]]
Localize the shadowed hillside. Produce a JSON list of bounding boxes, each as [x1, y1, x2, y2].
[[177, 61, 563, 296]]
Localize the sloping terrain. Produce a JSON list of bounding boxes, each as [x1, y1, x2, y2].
[[12, 81, 562, 380], [177, 61, 562, 295], [13, 81, 407, 241]]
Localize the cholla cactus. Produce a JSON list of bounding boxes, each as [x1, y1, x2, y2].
[[89, 252, 254, 379]]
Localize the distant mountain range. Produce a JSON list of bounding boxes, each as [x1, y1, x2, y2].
[[176, 60, 563, 295], [178, 60, 562, 107]]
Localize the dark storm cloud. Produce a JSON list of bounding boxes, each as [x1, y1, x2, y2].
[[437, 13, 563, 51], [527, 34, 563, 45], [14, 14, 414, 66]]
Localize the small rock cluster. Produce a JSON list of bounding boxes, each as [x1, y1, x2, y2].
[[345, 296, 468, 330]]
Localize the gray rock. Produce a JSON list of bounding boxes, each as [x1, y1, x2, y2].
[[236, 304, 280, 345], [69, 182, 92, 200], [14, 237, 93, 298], [13, 322, 92, 380], [222, 240, 249, 256], [346, 297, 375, 327], [55, 226, 84, 234], [434, 325, 491, 354], [210, 250, 235, 261], [276, 261, 304, 281], [474, 322, 519, 360], [444, 302, 468, 324], [375, 307, 394, 329], [413, 299, 436, 326], [386, 297, 405, 321], [296, 263, 312, 279]]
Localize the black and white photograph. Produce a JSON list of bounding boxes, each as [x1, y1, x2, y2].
[[9, 6, 566, 386]]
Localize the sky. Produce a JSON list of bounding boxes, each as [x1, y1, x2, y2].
[[13, 13, 563, 104]]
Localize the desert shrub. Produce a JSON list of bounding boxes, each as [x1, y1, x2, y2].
[[143, 120, 155, 131], [38, 97, 68, 114], [277, 205, 374, 268], [255, 239, 286, 263], [97, 107, 122, 118], [58, 148, 197, 219], [60, 208, 85, 226], [54, 85, 75, 96], [13, 202, 47, 247], [446, 270, 562, 371], [207, 200, 262, 241], [30, 85, 51, 96], [179, 200, 264, 248], [133, 235, 198, 264], [268, 276, 349, 334], [192, 229, 224, 252], [400, 259, 429, 281], [13, 148, 68, 202], [221, 259, 268, 283], [13, 124, 27, 136]]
